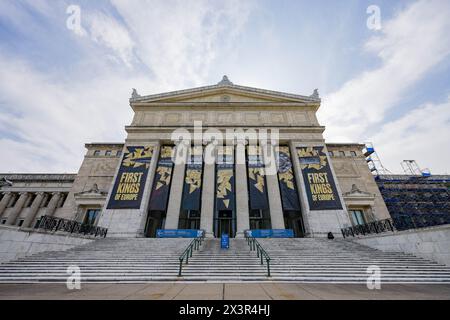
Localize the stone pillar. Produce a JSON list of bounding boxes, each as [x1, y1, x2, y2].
[[289, 141, 312, 236], [165, 141, 189, 229], [289, 141, 351, 238], [235, 140, 250, 237], [21, 192, 45, 228], [6, 192, 29, 226], [45, 192, 62, 217], [262, 142, 285, 229], [200, 143, 216, 237], [97, 142, 161, 237], [0, 192, 13, 218]]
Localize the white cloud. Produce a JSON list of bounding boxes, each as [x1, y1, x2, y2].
[[319, 0, 450, 142], [86, 12, 135, 67], [110, 0, 254, 89], [0, 0, 255, 173], [372, 96, 450, 174], [0, 55, 153, 172]]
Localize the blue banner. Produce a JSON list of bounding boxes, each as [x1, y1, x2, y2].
[[107, 146, 153, 209], [246, 229, 294, 238], [156, 229, 204, 238], [216, 147, 235, 211], [276, 146, 301, 211], [181, 147, 203, 211], [149, 146, 174, 211], [297, 146, 343, 211], [247, 146, 269, 210]]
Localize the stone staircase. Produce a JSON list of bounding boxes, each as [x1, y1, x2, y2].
[[258, 238, 450, 283], [1, 237, 450, 283]]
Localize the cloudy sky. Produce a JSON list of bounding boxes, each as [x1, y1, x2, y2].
[[0, 0, 449, 174]]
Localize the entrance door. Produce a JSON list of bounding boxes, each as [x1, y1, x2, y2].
[[217, 218, 232, 237], [214, 210, 235, 238], [145, 211, 165, 238], [284, 211, 305, 238], [178, 210, 201, 230]]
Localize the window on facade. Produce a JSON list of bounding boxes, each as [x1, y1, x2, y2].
[[34, 219, 41, 228], [105, 150, 112, 156], [328, 151, 334, 157], [7, 194, 18, 208], [350, 210, 366, 226], [1, 219, 6, 225], [93, 150, 101, 156], [350, 151, 357, 157], [84, 209, 100, 226], [116, 150, 122, 157], [18, 219, 24, 227], [57, 193, 68, 208], [25, 194, 37, 208], [41, 194, 51, 208], [339, 151, 346, 157]]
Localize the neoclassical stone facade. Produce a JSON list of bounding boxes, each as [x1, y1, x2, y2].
[[0, 77, 390, 238]]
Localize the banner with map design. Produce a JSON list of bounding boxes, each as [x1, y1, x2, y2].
[[247, 145, 269, 210], [215, 146, 235, 211], [149, 146, 175, 211], [181, 146, 203, 211], [276, 146, 301, 211]]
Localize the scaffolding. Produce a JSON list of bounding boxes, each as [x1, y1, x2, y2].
[[401, 160, 431, 177], [363, 142, 391, 176], [375, 175, 450, 229]]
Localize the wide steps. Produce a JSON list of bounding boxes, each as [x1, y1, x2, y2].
[[1, 237, 450, 283]]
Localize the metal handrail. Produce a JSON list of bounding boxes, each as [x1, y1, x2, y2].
[[341, 213, 450, 238], [36, 215, 108, 238], [178, 230, 205, 276], [244, 231, 271, 277], [341, 218, 395, 238]]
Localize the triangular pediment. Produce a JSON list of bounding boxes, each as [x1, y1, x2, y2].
[[130, 77, 320, 104]]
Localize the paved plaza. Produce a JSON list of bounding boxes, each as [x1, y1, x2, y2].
[[0, 283, 449, 300]]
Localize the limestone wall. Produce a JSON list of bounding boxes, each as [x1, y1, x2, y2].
[[352, 225, 450, 266], [58, 144, 123, 221], [0, 225, 93, 263], [328, 144, 390, 223]]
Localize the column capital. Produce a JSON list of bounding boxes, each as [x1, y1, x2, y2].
[[202, 140, 219, 147], [18, 191, 29, 196]]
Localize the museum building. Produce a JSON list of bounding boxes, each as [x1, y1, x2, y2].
[[0, 77, 390, 239]]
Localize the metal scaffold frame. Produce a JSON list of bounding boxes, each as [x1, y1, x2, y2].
[[363, 142, 392, 176]]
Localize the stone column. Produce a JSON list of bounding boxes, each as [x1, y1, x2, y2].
[[262, 142, 285, 229], [289, 141, 351, 238], [235, 140, 250, 237], [200, 143, 216, 237], [165, 141, 189, 229], [136, 143, 161, 235], [45, 192, 62, 217], [6, 192, 29, 226], [0, 192, 13, 218], [21, 192, 45, 228], [289, 141, 312, 236]]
